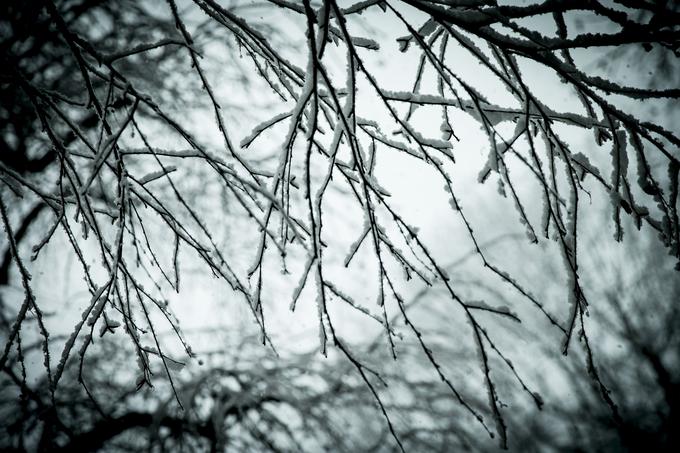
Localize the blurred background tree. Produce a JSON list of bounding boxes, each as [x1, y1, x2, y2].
[[502, 229, 680, 452]]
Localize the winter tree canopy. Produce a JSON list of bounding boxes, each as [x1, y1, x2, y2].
[[1, 0, 679, 451]]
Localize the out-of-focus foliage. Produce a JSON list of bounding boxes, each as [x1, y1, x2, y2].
[[0, 330, 499, 452], [505, 232, 680, 452]]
